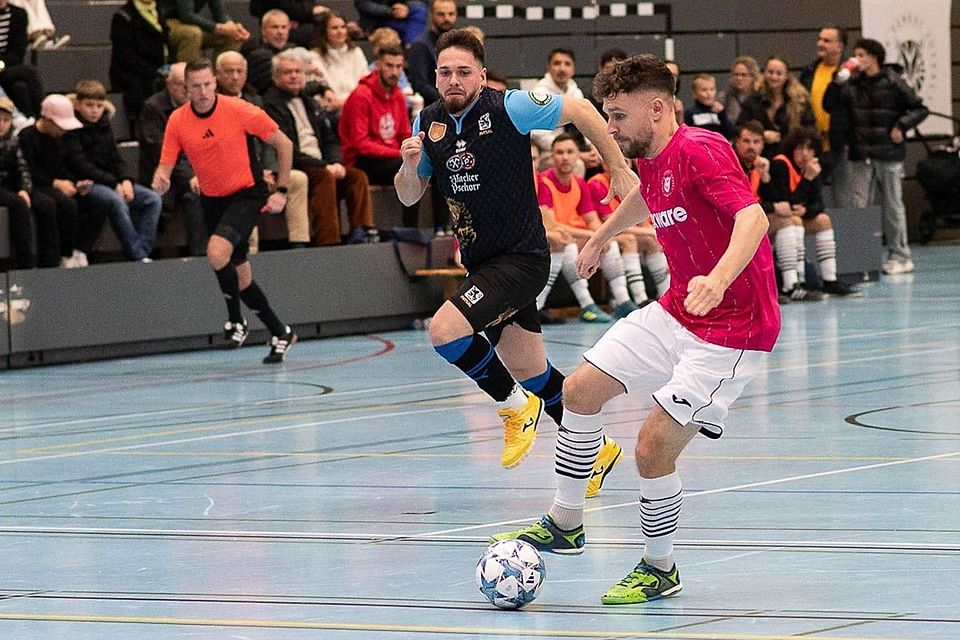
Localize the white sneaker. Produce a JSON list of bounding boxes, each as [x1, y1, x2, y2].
[[60, 255, 77, 268], [31, 34, 48, 49], [49, 34, 70, 49], [883, 258, 915, 275], [140, 257, 153, 263], [72, 250, 88, 267]]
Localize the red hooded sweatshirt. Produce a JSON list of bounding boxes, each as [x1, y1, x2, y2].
[[339, 70, 412, 166]]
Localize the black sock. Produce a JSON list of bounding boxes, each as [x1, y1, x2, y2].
[[521, 363, 565, 426], [214, 264, 244, 324], [434, 334, 516, 402], [239, 281, 286, 335]]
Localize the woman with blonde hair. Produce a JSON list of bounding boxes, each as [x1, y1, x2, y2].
[[737, 55, 814, 157], [721, 55, 759, 124]]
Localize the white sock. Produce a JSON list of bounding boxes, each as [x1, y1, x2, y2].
[[498, 383, 527, 411], [774, 227, 800, 292], [561, 243, 595, 308], [639, 471, 683, 571], [622, 251, 648, 302], [815, 229, 838, 282], [600, 243, 631, 306], [792, 225, 807, 285], [643, 251, 670, 296], [548, 408, 602, 530], [537, 252, 564, 310]]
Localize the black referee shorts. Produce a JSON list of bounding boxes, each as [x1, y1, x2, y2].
[[201, 185, 267, 265]]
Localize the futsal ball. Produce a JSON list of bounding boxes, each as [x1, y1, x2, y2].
[[475, 539, 545, 609]]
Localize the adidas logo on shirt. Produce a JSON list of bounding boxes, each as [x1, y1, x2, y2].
[[202, 128, 215, 139]]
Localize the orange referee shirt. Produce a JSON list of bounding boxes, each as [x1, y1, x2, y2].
[[160, 95, 279, 197]]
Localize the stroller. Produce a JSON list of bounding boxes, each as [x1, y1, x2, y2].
[[914, 130, 960, 243]]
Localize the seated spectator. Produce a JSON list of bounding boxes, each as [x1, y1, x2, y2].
[[340, 43, 418, 227], [406, 0, 456, 107], [586, 157, 670, 304], [110, 0, 171, 135], [367, 27, 422, 115], [588, 48, 627, 114], [737, 55, 814, 158], [0, 0, 44, 118], [0, 95, 55, 268], [530, 48, 583, 151], [720, 55, 759, 126], [215, 50, 311, 249], [759, 127, 859, 297], [9, 0, 68, 49], [354, 0, 427, 45], [535, 134, 637, 322], [66, 80, 162, 262], [139, 62, 207, 256], [684, 73, 735, 139], [249, 0, 329, 48], [263, 50, 374, 245], [158, 0, 249, 63], [242, 9, 296, 95], [311, 10, 367, 116], [18, 94, 105, 267]]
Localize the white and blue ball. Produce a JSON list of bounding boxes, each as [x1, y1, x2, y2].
[[475, 539, 545, 609]]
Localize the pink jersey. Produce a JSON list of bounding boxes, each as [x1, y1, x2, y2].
[[636, 125, 780, 351]]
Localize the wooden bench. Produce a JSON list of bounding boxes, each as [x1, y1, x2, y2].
[[413, 267, 467, 299]]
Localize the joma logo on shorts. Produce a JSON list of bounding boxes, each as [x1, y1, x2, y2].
[[650, 206, 688, 229]]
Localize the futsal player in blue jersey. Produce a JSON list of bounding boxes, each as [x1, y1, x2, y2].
[[395, 30, 636, 497]]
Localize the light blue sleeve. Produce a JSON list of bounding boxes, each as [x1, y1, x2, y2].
[[412, 114, 433, 178], [503, 89, 564, 134]]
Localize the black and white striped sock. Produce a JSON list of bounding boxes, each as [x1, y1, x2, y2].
[[639, 471, 683, 571], [549, 409, 602, 529]]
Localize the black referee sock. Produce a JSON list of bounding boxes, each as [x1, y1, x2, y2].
[[239, 281, 286, 336], [434, 334, 516, 402], [214, 263, 244, 324], [521, 363, 565, 426]]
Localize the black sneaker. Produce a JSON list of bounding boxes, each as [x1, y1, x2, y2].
[[263, 327, 297, 364], [788, 284, 824, 302], [822, 279, 863, 297], [223, 320, 249, 348]]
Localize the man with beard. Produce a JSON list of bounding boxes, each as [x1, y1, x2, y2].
[[395, 30, 636, 491], [493, 54, 781, 605], [406, 0, 456, 106]]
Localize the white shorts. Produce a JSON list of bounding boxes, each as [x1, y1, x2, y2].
[[582, 303, 767, 438]]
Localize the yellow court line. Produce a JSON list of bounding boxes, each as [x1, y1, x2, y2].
[[0, 612, 922, 640]]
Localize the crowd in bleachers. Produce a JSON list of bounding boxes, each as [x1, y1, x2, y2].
[[0, 1, 928, 307]]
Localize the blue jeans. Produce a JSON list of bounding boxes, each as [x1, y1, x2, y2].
[[83, 183, 162, 260]]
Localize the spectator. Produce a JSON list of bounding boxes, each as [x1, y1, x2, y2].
[[366, 26, 422, 115], [0, 95, 49, 268], [737, 55, 814, 158], [406, 0, 456, 106], [18, 94, 104, 267], [759, 127, 859, 297], [311, 10, 367, 115], [535, 134, 637, 321], [9, 0, 68, 48], [159, 0, 250, 62], [588, 48, 627, 114], [664, 60, 684, 125], [110, 0, 171, 134], [340, 43, 419, 227], [733, 120, 770, 198], [249, 0, 329, 48], [530, 48, 584, 151], [799, 25, 850, 208], [241, 9, 296, 94], [825, 38, 928, 275], [263, 50, 374, 245], [66, 80, 162, 262], [139, 62, 207, 256], [485, 69, 507, 92], [720, 55, 759, 125], [0, 0, 44, 118], [684, 73, 735, 139], [216, 50, 311, 249], [354, 0, 427, 45]]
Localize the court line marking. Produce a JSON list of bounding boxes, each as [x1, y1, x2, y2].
[[0, 612, 932, 639]]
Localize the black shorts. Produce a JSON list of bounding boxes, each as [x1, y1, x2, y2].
[[201, 185, 267, 265], [450, 253, 550, 346]]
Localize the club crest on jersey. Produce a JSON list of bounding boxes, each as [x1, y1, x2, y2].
[[461, 285, 484, 307], [662, 170, 675, 196], [528, 91, 553, 106], [478, 112, 492, 134], [428, 121, 447, 142]]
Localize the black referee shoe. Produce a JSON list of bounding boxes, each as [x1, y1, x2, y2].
[[263, 327, 297, 364]]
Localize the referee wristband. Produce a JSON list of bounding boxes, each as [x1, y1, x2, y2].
[[275, 186, 288, 194]]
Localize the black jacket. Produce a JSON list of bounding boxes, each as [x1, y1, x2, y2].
[[0, 4, 29, 67], [262, 86, 342, 168], [737, 91, 815, 158], [17, 125, 72, 188], [758, 155, 824, 219], [824, 65, 928, 162], [110, 0, 170, 118], [64, 108, 132, 186], [407, 29, 440, 104], [0, 130, 31, 192]]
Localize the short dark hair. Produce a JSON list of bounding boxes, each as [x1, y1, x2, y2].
[[185, 58, 214, 78], [551, 132, 578, 149], [600, 49, 628, 66], [377, 43, 405, 59], [854, 38, 885, 65], [822, 24, 848, 47], [592, 53, 675, 103], [436, 28, 485, 66], [781, 127, 821, 159], [549, 48, 576, 64], [737, 120, 765, 139]]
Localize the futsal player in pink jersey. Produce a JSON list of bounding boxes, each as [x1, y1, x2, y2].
[[493, 54, 781, 604]]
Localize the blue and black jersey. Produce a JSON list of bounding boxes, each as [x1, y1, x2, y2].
[[414, 88, 562, 268]]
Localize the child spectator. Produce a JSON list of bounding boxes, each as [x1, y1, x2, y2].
[[65, 80, 162, 262], [684, 73, 735, 139], [0, 95, 44, 268]]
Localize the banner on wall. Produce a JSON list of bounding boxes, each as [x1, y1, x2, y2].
[[861, 0, 953, 136]]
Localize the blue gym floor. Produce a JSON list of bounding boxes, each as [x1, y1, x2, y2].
[[1, 244, 958, 639]]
